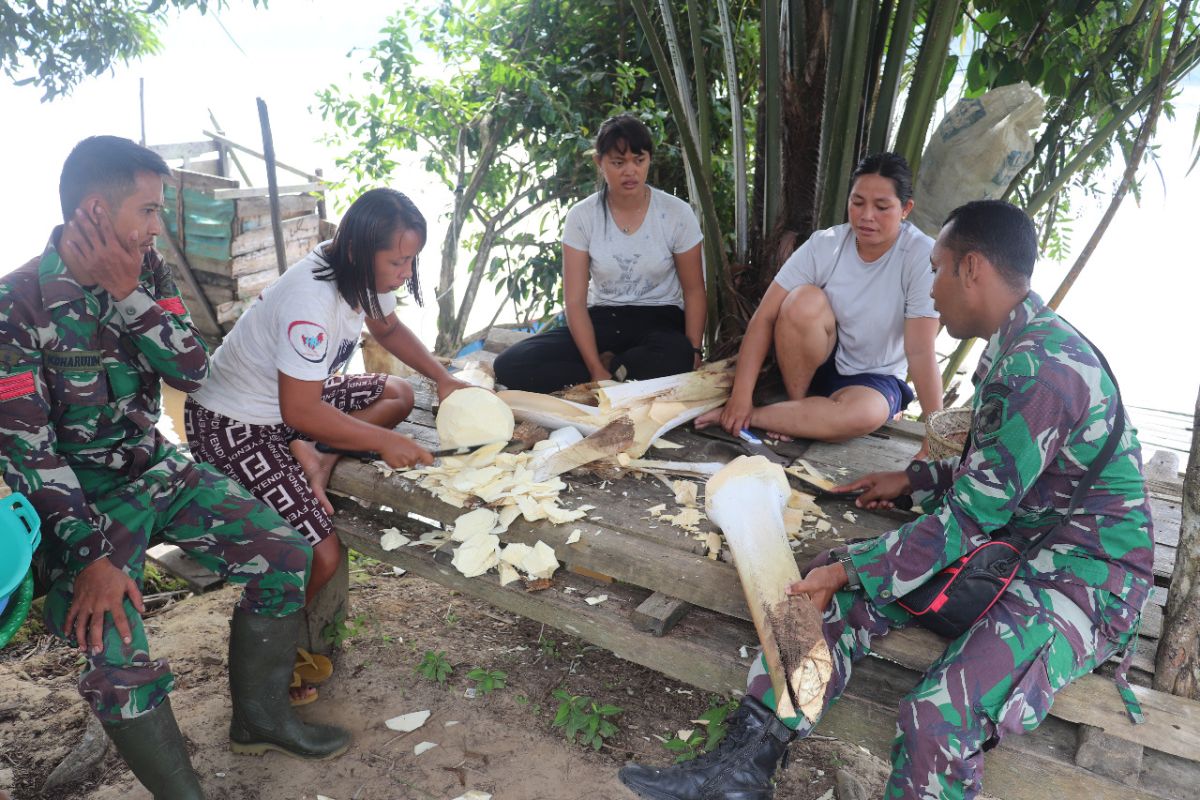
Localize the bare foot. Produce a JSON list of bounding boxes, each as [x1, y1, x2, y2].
[[290, 684, 318, 704], [764, 431, 795, 442], [290, 440, 337, 516], [694, 406, 724, 429]]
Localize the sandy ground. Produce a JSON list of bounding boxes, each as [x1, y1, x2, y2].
[[0, 561, 893, 800]]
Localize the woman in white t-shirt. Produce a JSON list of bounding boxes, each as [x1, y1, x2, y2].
[[185, 190, 469, 698], [696, 152, 941, 444], [494, 114, 706, 392]]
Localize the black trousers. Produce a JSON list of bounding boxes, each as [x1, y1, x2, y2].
[[493, 305, 694, 393]]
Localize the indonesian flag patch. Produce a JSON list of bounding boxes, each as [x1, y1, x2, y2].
[[157, 296, 187, 315], [0, 371, 35, 401]]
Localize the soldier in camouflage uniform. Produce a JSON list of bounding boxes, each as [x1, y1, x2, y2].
[[0, 137, 349, 800], [619, 200, 1154, 800]]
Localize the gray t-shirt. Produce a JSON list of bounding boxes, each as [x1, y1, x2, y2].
[[562, 186, 703, 309], [773, 221, 936, 378]]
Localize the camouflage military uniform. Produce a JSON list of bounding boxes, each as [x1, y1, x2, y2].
[[0, 233, 312, 722], [747, 291, 1153, 800]]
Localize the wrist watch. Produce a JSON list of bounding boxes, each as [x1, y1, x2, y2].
[[838, 553, 862, 590]]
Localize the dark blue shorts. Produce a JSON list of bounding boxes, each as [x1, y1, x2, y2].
[[808, 352, 915, 417]]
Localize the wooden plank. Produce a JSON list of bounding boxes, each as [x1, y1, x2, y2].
[[235, 194, 320, 227], [331, 512, 754, 703], [1075, 725, 1143, 786], [146, 543, 223, 593], [168, 168, 239, 192], [331, 512, 1191, 800], [174, 235, 314, 279], [230, 213, 319, 257], [630, 592, 692, 636], [189, 265, 280, 305], [871, 626, 1199, 761], [301, 540, 348, 656], [202, 129, 321, 182], [327, 464, 1192, 760], [212, 182, 324, 201], [229, 236, 315, 277], [151, 140, 218, 160]]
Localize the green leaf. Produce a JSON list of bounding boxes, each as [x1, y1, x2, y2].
[[975, 10, 1005, 31]]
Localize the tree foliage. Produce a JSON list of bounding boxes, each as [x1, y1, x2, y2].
[[319, 0, 726, 354], [636, 0, 1198, 362], [0, 0, 264, 101]]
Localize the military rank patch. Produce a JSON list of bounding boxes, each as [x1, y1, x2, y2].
[[0, 371, 35, 401], [157, 296, 186, 315], [973, 384, 1011, 447]]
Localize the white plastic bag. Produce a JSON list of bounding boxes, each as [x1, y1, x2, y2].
[[910, 82, 1045, 236]]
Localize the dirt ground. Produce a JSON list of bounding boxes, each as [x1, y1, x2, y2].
[[0, 559, 893, 800]]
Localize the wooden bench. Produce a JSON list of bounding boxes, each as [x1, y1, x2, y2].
[[304, 376, 1198, 800]]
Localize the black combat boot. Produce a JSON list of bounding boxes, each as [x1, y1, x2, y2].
[[227, 608, 351, 759], [618, 696, 794, 800], [103, 697, 205, 799]]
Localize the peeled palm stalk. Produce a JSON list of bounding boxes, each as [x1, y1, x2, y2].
[[499, 361, 735, 458], [706, 455, 833, 723], [496, 391, 604, 436], [437, 387, 515, 449]]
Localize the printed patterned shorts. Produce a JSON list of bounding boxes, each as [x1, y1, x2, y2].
[[184, 373, 388, 546]]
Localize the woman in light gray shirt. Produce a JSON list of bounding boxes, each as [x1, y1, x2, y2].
[[696, 152, 942, 445], [494, 114, 706, 393]]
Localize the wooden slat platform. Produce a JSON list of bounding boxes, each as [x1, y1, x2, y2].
[[316, 376, 1200, 799]]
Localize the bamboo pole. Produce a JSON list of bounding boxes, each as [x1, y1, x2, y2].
[[716, 0, 748, 262], [868, 0, 916, 154], [256, 98, 289, 276], [685, 0, 712, 188], [761, 0, 784, 238], [819, 0, 873, 230], [628, 1, 728, 285], [892, 0, 961, 177], [1155, 382, 1200, 700]]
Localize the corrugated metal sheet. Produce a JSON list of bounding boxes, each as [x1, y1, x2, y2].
[[163, 186, 235, 262]]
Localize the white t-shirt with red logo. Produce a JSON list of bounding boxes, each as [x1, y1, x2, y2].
[[190, 243, 397, 425]]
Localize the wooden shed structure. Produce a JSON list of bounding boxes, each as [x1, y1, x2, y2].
[[148, 134, 331, 342]]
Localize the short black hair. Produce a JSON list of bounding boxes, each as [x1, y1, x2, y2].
[[59, 136, 170, 222], [594, 113, 654, 158], [850, 152, 913, 204], [594, 114, 655, 232], [317, 188, 426, 317], [942, 200, 1038, 288]]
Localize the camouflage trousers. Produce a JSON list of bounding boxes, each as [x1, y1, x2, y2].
[[42, 448, 312, 723], [747, 550, 1134, 800]]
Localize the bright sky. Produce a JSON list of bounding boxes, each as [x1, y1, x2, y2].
[[2, 0, 1197, 447]]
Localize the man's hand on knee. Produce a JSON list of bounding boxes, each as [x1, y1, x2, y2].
[[65, 557, 145, 655]]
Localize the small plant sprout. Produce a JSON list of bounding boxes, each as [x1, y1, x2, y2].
[[551, 689, 622, 751], [467, 667, 507, 695], [416, 650, 454, 684], [662, 698, 739, 762]]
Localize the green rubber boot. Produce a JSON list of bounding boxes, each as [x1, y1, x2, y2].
[[102, 698, 205, 799], [228, 608, 351, 759]]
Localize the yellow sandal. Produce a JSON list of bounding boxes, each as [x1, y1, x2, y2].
[[294, 647, 334, 685]]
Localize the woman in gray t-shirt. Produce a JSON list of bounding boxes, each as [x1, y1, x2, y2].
[[696, 152, 942, 446], [494, 114, 706, 393]]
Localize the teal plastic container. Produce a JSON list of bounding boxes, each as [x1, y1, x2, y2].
[[0, 493, 40, 610]]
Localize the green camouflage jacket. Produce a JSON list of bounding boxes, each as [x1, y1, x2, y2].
[[0, 232, 208, 577], [847, 292, 1154, 629]]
